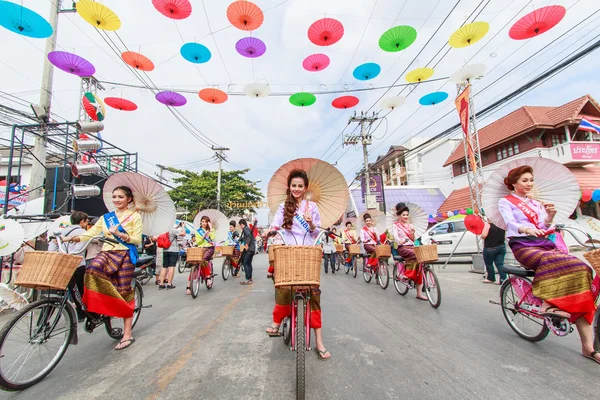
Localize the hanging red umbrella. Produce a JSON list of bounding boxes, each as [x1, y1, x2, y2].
[[302, 53, 330, 72], [122, 51, 155, 71], [226, 1, 264, 31], [198, 88, 228, 104], [104, 97, 138, 111], [332, 96, 359, 109], [509, 5, 566, 40], [152, 0, 192, 20], [308, 18, 344, 46]]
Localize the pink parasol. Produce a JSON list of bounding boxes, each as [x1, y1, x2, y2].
[[332, 96, 359, 109], [47, 51, 95, 77], [155, 91, 187, 107], [235, 37, 266, 58], [509, 6, 566, 40], [227, 1, 264, 31], [302, 53, 330, 72], [104, 97, 138, 111], [122, 51, 155, 71], [308, 18, 344, 46], [152, 0, 192, 20]]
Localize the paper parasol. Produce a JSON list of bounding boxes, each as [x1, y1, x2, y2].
[[385, 202, 428, 238], [308, 18, 344, 46], [378, 25, 417, 52], [332, 96, 359, 110], [419, 92, 448, 106], [244, 82, 270, 98], [379, 96, 405, 110], [104, 97, 138, 111], [289, 92, 316, 107], [227, 1, 264, 31], [450, 63, 486, 84], [122, 51, 155, 71], [353, 63, 381, 81], [76, 0, 121, 31], [48, 51, 95, 77], [155, 91, 187, 106], [267, 158, 349, 229], [48, 216, 72, 237], [0, 1, 53, 38], [103, 172, 176, 236], [152, 0, 192, 20], [509, 6, 566, 40], [0, 283, 29, 311], [482, 157, 579, 231], [199, 88, 228, 104], [180, 42, 211, 64], [0, 217, 25, 256], [405, 67, 434, 83], [82, 92, 106, 122], [7, 198, 50, 242], [448, 22, 489, 48], [303, 54, 330, 72], [235, 37, 266, 58], [356, 209, 387, 236], [193, 209, 229, 243]]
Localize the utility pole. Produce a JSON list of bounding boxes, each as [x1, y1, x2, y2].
[[345, 112, 379, 208], [212, 146, 229, 211]]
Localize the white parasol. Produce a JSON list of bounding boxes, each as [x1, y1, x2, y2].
[[48, 215, 73, 237], [0, 283, 28, 312], [193, 209, 229, 243], [482, 157, 580, 230], [103, 172, 176, 236], [450, 63, 486, 84], [379, 95, 405, 111], [7, 198, 50, 241], [244, 82, 270, 98], [355, 209, 387, 237], [0, 217, 25, 256], [385, 202, 429, 238]]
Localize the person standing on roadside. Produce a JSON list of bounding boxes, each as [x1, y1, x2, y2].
[[482, 222, 508, 285], [239, 218, 255, 285], [322, 229, 336, 274], [143, 235, 159, 284], [154, 223, 186, 290]]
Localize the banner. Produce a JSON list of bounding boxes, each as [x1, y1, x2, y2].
[[0, 187, 28, 209], [455, 85, 470, 136], [360, 175, 384, 203]]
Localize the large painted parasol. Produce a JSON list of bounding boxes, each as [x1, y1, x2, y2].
[[7, 198, 50, 242], [0, 1, 53, 38], [199, 88, 228, 104], [122, 51, 155, 71], [378, 25, 417, 52], [103, 172, 176, 236], [356, 209, 387, 236], [193, 209, 229, 243], [303, 54, 330, 72], [448, 22, 489, 48], [155, 91, 187, 106], [509, 6, 566, 40], [405, 67, 434, 83], [76, 0, 121, 31], [82, 92, 106, 122], [353, 63, 381, 81], [152, 0, 192, 20], [482, 157, 580, 230], [332, 96, 359, 110], [289, 92, 316, 107], [267, 158, 349, 229], [308, 18, 344, 46], [180, 42, 211, 64], [48, 51, 95, 77], [227, 1, 264, 31], [385, 202, 429, 238], [0, 217, 25, 257], [235, 37, 266, 58], [104, 97, 138, 111]]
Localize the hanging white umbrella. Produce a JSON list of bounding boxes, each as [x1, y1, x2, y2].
[[244, 82, 270, 98], [103, 172, 176, 236], [482, 157, 579, 230], [356, 209, 387, 236], [7, 197, 51, 241], [379, 96, 405, 111], [0, 217, 25, 256], [385, 202, 428, 237], [450, 63, 487, 84], [0, 283, 28, 312], [48, 215, 73, 237], [194, 209, 229, 243]]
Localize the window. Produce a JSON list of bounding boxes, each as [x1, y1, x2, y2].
[[496, 141, 520, 160], [551, 134, 566, 147], [508, 146, 513, 156], [502, 148, 507, 158], [430, 224, 449, 235], [514, 142, 519, 154], [460, 163, 466, 174]]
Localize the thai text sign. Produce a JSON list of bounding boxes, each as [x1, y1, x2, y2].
[[570, 142, 600, 160], [361, 175, 384, 203], [226, 201, 268, 209]]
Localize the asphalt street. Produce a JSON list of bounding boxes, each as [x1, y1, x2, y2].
[[1, 254, 598, 400]]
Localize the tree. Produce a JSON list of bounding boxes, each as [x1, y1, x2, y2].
[[166, 167, 263, 219]]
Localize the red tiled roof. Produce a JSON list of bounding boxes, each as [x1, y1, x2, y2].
[[443, 95, 600, 166], [438, 187, 472, 213], [569, 166, 600, 191]]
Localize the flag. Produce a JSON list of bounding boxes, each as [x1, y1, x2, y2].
[[578, 118, 600, 133], [455, 85, 470, 135]]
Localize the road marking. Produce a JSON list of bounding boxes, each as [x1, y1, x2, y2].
[[146, 284, 252, 400]]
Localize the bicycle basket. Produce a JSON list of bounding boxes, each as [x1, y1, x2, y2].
[[186, 247, 206, 263], [335, 244, 344, 253], [268, 244, 283, 264], [375, 245, 391, 259], [221, 246, 235, 256], [273, 246, 321, 287], [414, 244, 438, 263], [15, 251, 83, 290], [583, 249, 600, 276], [348, 244, 361, 255]]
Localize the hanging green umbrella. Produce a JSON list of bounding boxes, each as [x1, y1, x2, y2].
[[379, 25, 417, 52], [289, 92, 316, 107]]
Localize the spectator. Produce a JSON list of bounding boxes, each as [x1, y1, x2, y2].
[[154, 223, 185, 290], [322, 229, 336, 274], [239, 219, 255, 285], [482, 223, 507, 285], [143, 235, 159, 284]]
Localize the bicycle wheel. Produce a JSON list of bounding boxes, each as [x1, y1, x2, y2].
[[393, 263, 409, 296], [105, 280, 144, 339], [377, 260, 390, 290], [499, 279, 549, 342], [295, 297, 306, 400], [363, 264, 372, 283], [138, 268, 152, 286], [177, 256, 186, 274], [335, 255, 341, 271], [191, 265, 201, 299], [282, 316, 291, 346], [222, 258, 231, 281], [423, 266, 441, 309], [352, 257, 358, 278], [0, 298, 75, 391]]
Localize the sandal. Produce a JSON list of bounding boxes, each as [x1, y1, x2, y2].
[[583, 351, 600, 365], [482, 279, 495, 284], [266, 326, 282, 337], [115, 338, 135, 351], [541, 306, 571, 319], [185, 287, 191, 295], [416, 296, 428, 301], [315, 348, 330, 360]]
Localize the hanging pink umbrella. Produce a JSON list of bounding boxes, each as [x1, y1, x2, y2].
[[152, 0, 192, 20], [509, 5, 566, 40], [47, 51, 95, 77], [235, 37, 266, 58], [332, 96, 359, 109], [104, 97, 138, 111], [302, 54, 330, 72], [155, 91, 187, 107], [308, 18, 344, 46]]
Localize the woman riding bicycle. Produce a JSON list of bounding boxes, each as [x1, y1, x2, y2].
[[360, 213, 380, 269], [186, 216, 215, 295], [392, 202, 427, 301], [265, 169, 330, 360], [67, 185, 142, 351], [225, 220, 242, 277], [342, 221, 358, 266], [499, 165, 599, 364]]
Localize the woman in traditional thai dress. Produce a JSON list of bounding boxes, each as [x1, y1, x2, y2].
[[265, 169, 330, 360], [392, 202, 427, 300], [499, 165, 599, 364], [360, 213, 380, 269], [186, 216, 215, 295], [342, 221, 358, 266], [68, 185, 142, 350], [225, 220, 242, 277]]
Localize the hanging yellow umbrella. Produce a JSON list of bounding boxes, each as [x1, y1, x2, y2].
[[448, 22, 489, 48], [76, 0, 121, 31], [405, 67, 434, 83]]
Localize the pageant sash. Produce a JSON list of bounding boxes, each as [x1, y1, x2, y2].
[[228, 231, 240, 250], [103, 211, 138, 264], [344, 229, 357, 244], [197, 227, 214, 245], [294, 213, 311, 233], [394, 222, 414, 241], [505, 195, 541, 228], [362, 226, 378, 243]]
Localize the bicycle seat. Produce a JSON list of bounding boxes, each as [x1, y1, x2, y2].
[[502, 264, 534, 277], [136, 254, 154, 267], [393, 256, 404, 263], [133, 268, 143, 277]]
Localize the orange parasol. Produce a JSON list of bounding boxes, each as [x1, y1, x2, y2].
[[267, 158, 349, 229], [227, 1, 264, 31], [199, 88, 228, 104], [121, 51, 155, 71]]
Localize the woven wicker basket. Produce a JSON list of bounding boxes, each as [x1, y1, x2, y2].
[[375, 245, 392, 259], [273, 246, 321, 287], [414, 244, 439, 263], [348, 244, 361, 255], [15, 251, 83, 290], [268, 244, 283, 264], [583, 249, 600, 276], [186, 247, 206, 263], [221, 246, 235, 256], [335, 244, 344, 254]]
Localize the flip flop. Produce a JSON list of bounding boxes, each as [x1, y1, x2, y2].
[[416, 296, 428, 301], [315, 348, 330, 360], [540, 307, 571, 320], [583, 351, 600, 365], [482, 279, 495, 284], [115, 338, 135, 351], [266, 327, 282, 337]]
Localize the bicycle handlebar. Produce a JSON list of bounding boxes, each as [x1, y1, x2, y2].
[[553, 224, 597, 250], [267, 228, 333, 247], [55, 235, 118, 255]]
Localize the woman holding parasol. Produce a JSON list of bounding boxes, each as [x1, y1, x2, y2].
[[186, 215, 216, 295], [360, 213, 381, 268]]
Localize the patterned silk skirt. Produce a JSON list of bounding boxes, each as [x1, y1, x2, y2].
[[509, 237, 598, 324], [397, 245, 422, 285], [273, 286, 322, 329]]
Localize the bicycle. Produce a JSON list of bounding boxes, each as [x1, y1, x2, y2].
[[221, 245, 241, 281], [491, 225, 600, 346], [135, 254, 157, 285], [0, 235, 147, 391], [361, 245, 391, 290], [187, 247, 218, 299], [392, 254, 442, 309], [343, 244, 360, 278], [176, 248, 188, 274]]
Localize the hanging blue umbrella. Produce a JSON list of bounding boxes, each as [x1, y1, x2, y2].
[[353, 62, 381, 81], [180, 42, 211, 64], [0, 1, 53, 38], [419, 91, 449, 106]]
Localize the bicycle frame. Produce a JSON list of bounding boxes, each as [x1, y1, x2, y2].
[[290, 289, 312, 352]]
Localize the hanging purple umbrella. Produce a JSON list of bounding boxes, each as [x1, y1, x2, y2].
[[155, 91, 187, 107], [235, 37, 266, 58], [47, 51, 95, 77]]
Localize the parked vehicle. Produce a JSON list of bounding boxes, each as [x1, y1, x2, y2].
[[424, 216, 478, 255]]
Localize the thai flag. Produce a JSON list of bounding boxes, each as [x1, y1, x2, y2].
[[578, 118, 600, 133]]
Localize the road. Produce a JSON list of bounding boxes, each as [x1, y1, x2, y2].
[[1, 254, 598, 400]]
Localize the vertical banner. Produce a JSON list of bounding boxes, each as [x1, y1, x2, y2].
[[360, 175, 384, 203], [455, 85, 477, 173]]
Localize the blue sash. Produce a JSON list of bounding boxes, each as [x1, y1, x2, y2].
[[228, 231, 240, 250], [197, 227, 214, 245], [103, 211, 138, 264], [294, 213, 311, 233]]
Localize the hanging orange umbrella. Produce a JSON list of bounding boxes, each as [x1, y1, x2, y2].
[[405, 67, 434, 83], [76, 0, 121, 31], [199, 88, 228, 104], [448, 22, 489, 48], [227, 1, 264, 31], [121, 51, 155, 71], [267, 158, 349, 229]]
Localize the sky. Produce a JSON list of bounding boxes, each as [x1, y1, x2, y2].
[[1, 0, 599, 223]]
